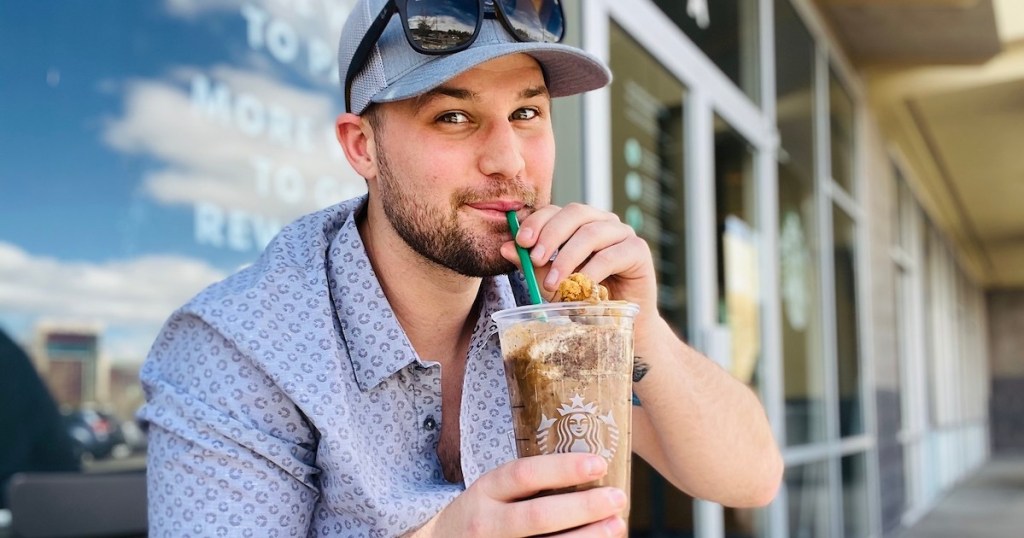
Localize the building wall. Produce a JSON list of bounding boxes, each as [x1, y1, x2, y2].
[[862, 112, 906, 537], [988, 289, 1024, 453]]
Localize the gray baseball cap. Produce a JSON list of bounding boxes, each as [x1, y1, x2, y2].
[[338, 0, 612, 114]]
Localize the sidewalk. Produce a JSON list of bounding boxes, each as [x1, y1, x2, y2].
[[900, 455, 1024, 538]]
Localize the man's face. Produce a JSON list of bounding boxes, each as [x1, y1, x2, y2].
[[368, 54, 555, 277]]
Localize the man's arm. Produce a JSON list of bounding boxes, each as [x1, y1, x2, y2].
[[630, 316, 782, 507], [139, 313, 320, 536], [504, 203, 783, 507]]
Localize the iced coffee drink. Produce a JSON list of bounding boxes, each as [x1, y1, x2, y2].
[[493, 301, 638, 518]]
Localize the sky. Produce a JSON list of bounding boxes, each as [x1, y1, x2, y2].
[[0, 0, 364, 363]]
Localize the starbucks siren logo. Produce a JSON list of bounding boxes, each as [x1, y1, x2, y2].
[[537, 394, 619, 460]]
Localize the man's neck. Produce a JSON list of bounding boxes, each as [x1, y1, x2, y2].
[[357, 204, 482, 367]]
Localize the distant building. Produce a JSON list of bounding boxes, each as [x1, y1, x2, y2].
[[32, 323, 107, 411]]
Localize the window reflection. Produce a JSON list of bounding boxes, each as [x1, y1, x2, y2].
[[775, 0, 826, 447], [714, 116, 761, 388], [653, 0, 761, 104], [0, 0, 363, 518], [715, 117, 767, 538], [786, 461, 831, 538], [830, 70, 855, 193], [609, 20, 692, 538], [842, 453, 870, 538], [834, 205, 863, 437]]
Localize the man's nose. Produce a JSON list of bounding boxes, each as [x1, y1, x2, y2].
[[477, 121, 526, 180]]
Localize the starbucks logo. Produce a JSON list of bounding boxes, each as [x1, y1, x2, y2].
[[537, 394, 620, 461]]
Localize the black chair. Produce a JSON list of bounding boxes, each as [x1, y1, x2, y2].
[[5, 471, 146, 538]]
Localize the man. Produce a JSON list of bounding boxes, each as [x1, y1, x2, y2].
[[139, 0, 782, 536]]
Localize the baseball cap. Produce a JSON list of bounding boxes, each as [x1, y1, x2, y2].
[[338, 0, 613, 114]]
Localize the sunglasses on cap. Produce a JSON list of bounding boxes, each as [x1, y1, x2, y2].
[[344, 0, 566, 113]]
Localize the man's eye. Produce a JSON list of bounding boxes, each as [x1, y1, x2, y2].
[[511, 108, 539, 121], [437, 111, 469, 124]]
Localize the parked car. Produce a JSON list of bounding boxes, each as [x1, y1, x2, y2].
[[62, 408, 123, 463]]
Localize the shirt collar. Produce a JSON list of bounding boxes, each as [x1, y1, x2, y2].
[[328, 199, 520, 392]]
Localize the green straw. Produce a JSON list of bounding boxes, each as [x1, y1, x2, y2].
[[506, 211, 544, 305]]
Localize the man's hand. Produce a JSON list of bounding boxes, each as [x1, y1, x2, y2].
[[501, 203, 658, 316], [410, 453, 627, 537]]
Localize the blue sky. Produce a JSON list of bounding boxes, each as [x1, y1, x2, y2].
[[0, 0, 361, 362]]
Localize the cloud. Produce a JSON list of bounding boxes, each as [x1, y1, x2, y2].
[[101, 65, 366, 220], [163, 0, 353, 45], [0, 241, 226, 362]]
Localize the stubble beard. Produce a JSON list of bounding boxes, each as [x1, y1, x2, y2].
[[376, 148, 539, 277]]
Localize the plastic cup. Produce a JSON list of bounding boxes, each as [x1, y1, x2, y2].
[[492, 301, 639, 519]]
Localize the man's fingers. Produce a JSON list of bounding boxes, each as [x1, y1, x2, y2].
[[481, 453, 608, 502], [509, 488, 628, 537], [516, 203, 617, 265], [542, 221, 635, 290]]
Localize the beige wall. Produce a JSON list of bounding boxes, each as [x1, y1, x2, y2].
[[863, 112, 901, 392]]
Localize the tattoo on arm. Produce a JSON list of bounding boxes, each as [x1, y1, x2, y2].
[[632, 356, 650, 383]]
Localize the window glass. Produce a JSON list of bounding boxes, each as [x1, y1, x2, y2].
[[609, 20, 694, 537], [786, 461, 831, 538], [652, 0, 760, 104], [842, 453, 870, 538], [610, 21, 689, 340], [0, 0, 360, 477], [714, 116, 768, 538], [834, 205, 863, 437], [775, 0, 826, 447], [714, 116, 760, 388], [830, 70, 855, 194]]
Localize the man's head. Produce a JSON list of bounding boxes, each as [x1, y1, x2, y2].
[[335, 0, 611, 278], [338, 0, 611, 115]]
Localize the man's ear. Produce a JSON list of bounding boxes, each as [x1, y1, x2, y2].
[[335, 112, 377, 180]]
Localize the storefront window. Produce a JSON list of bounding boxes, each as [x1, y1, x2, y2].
[[610, 21, 689, 340], [714, 116, 761, 389], [775, 0, 826, 447], [609, 19, 693, 537], [786, 461, 831, 538], [834, 205, 863, 437], [714, 118, 768, 538], [0, 0, 359, 486], [653, 0, 760, 104], [842, 453, 870, 538], [830, 70, 855, 194]]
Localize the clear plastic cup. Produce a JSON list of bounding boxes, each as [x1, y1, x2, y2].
[[492, 301, 639, 519]]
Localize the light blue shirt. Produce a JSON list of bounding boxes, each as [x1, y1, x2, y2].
[[139, 195, 528, 537]]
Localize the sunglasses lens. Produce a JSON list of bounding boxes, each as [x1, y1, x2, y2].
[[406, 0, 481, 51], [498, 0, 564, 43]]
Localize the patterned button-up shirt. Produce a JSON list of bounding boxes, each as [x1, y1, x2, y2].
[[139, 195, 528, 537]]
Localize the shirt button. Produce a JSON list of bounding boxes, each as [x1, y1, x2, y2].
[[423, 416, 437, 431]]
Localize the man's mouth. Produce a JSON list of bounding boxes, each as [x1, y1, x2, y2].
[[466, 200, 525, 213]]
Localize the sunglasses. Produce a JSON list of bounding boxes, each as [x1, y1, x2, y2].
[[344, 0, 566, 112]]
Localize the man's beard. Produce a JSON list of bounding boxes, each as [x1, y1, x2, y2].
[[376, 149, 539, 277]]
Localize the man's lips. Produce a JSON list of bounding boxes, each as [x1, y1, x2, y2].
[[466, 200, 525, 213]]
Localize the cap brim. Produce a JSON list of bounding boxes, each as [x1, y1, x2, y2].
[[369, 41, 611, 106]]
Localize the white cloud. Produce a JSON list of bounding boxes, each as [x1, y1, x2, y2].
[[163, 0, 354, 43], [0, 242, 226, 362], [101, 65, 365, 220]]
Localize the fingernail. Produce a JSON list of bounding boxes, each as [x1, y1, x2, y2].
[[607, 489, 627, 509], [544, 268, 560, 289], [518, 227, 534, 242], [586, 455, 606, 477], [530, 245, 546, 263], [604, 516, 626, 535]]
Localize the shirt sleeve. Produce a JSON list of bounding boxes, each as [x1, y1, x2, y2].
[[138, 312, 321, 537]]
